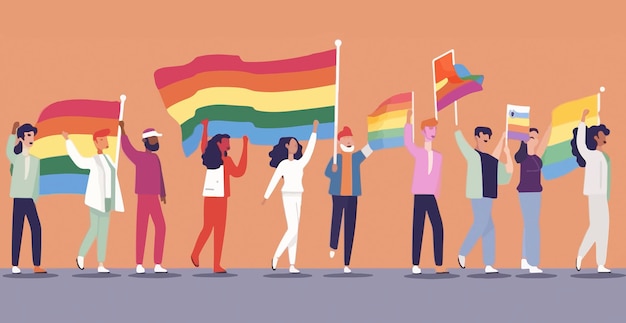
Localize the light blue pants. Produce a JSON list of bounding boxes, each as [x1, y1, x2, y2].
[[519, 192, 541, 266], [459, 198, 495, 266]]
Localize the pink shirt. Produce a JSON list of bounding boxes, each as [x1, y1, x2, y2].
[[121, 135, 166, 197], [404, 125, 442, 198]]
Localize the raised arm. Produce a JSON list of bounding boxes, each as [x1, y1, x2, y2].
[[229, 136, 248, 178], [491, 132, 505, 161], [6, 122, 19, 163], [454, 130, 475, 160], [63, 132, 92, 170], [535, 123, 552, 158], [576, 110, 592, 161], [200, 119, 209, 154], [404, 110, 419, 156], [263, 165, 283, 200], [300, 121, 318, 166], [119, 121, 142, 164]]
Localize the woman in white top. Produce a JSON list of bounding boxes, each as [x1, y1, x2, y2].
[[262, 120, 318, 273], [572, 109, 611, 273]]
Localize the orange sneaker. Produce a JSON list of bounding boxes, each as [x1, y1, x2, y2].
[[213, 266, 227, 273], [191, 254, 199, 267], [34, 266, 47, 274]]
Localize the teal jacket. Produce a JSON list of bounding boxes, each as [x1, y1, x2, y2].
[[6, 135, 40, 201], [324, 144, 373, 196]]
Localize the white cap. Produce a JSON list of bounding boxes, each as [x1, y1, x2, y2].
[[142, 128, 163, 139]]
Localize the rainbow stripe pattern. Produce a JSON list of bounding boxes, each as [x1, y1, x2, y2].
[[507, 104, 530, 141], [367, 92, 412, 149], [154, 49, 336, 156], [434, 51, 484, 111], [29, 100, 121, 195], [542, 94, 599, 180]]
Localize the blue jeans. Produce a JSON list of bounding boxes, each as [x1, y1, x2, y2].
[[459, 198, 495, 266], [519, 192, 541, 266]]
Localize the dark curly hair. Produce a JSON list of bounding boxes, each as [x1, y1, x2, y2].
[[202, 134, 230, 169], [571, 124, 610, 167], [268, 137, 303, 168]]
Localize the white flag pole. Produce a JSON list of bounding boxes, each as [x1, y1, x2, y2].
[[505, 105, 509, 148], [333, 39, 342, 165], [114, 94, 126, 168], [451, 50, 459, 126], [411, 91, 415, 143], [432, 60, 438, 121], [598, 86, 605, 125]]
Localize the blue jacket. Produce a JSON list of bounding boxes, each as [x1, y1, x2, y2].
[[324, 145, 373, 196]]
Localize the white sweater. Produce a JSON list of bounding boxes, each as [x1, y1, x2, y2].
[[264, 132, 317, 199], [576, 122, 608, 196]]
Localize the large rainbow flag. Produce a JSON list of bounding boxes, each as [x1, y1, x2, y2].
[[367, 92, 413, 150], [154, 49, 337, 157], [29, 100, 122, 195], [433, 50, 484, 111], [542, 94, 599, 180]]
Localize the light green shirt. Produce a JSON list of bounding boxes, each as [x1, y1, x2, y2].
[[455, 130, 512, 199], [6, 135, 40, 201]]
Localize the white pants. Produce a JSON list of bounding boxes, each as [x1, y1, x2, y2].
[[274, 192, 302, 265], [578, 195, 610, 266]]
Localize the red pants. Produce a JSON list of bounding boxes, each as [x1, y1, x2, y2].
[[136, 194, 166, 264], [192, 197, 227, 268]]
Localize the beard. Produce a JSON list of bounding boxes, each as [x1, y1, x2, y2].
[[145, 142, 160, 152], [340, 144, 355, 153]]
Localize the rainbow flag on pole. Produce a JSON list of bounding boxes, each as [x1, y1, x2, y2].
[[29, 99, 123, 195], [507, 104, 530, 141], [433, 50, 484, 112], [367, 92, 413, 150], [154, 48, 338, 157], [542, 94, 599, 180]]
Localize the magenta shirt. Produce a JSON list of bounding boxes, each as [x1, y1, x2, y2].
[[121, 135, 166, 197], [404, 125, 443, 197]]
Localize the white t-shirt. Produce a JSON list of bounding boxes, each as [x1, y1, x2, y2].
[[576, 122, 609, 196], [98, 154, 113, 198], [264, 133, 317, 199]]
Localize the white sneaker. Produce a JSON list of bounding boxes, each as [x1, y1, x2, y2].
[[529, 266, 543, 274], [576, 256, 582, 271], [330, 250, 336, 259], [343, 266, 352, 274], [98, 266, 110, 273], [458, 255, 466, 269], [154, 264, 168, 273], [271, 257, 278, 270], [289, 265, 300, 274], [136, 264, 146, 274], [521, 259, 530, 270], [12, 266, 21, 274], [485, 266, 499, 274], [412, 265, 422, 274], [76, 256, 84, 270], [598, 266, 611, 273]]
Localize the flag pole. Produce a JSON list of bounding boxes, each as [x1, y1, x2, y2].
[[598, 86, 605, 125], [333, 39, 342, 165], [432, 60, 438, 121], [411, 91, 415, 143], [505, 105, 509, 148], [115, 94, 126, 168], [451, 50, 458, 126]]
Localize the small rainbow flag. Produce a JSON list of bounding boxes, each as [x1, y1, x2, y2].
[[507, 104, 530, 141], [433, 50, 484, 111], [367, 92, 413, 150], [29, 100, 122, 195], [154, 49, 337, 156], [542, 94, 599, 180]]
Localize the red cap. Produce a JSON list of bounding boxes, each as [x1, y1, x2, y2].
[[337, 126, 353, 140]]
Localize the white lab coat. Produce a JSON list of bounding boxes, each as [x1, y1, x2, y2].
[[66, 139, 124, 213]]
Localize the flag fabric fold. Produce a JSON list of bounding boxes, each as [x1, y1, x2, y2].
[[29, 100, 122, 195], [154, 49, 337, 156], [434, 51, 484, 111], [507, 104, 530, 141], [542, 94, 599, 180], [367, 92, 413, 150]]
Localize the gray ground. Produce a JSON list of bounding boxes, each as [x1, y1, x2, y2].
[[2, 268, 623, 322]]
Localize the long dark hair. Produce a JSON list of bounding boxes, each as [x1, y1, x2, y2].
[[202, 134, 230, 169], [571, 124, 610, 167], [514, 128, 539, 163], [268, 137, 303, 168], [14, 124, 38, 155]]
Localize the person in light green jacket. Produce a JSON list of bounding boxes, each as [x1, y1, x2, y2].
[[455, 126, 513, 274], [7, 122, 47, 274]]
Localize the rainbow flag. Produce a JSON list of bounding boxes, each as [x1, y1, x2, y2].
[[433, 50, 484, 111], [154, 49, 337, 157], [507, 104, 530, 141], [367, 92, 413, 149], [542, 94, 599, 180], [29, 100, 122, 195]]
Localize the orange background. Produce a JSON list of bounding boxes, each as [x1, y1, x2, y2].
[[1, 1, 625, 270]]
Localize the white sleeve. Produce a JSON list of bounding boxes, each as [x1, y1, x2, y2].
[[361, 143, 373, 158], [263, 165, 283, 200]]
